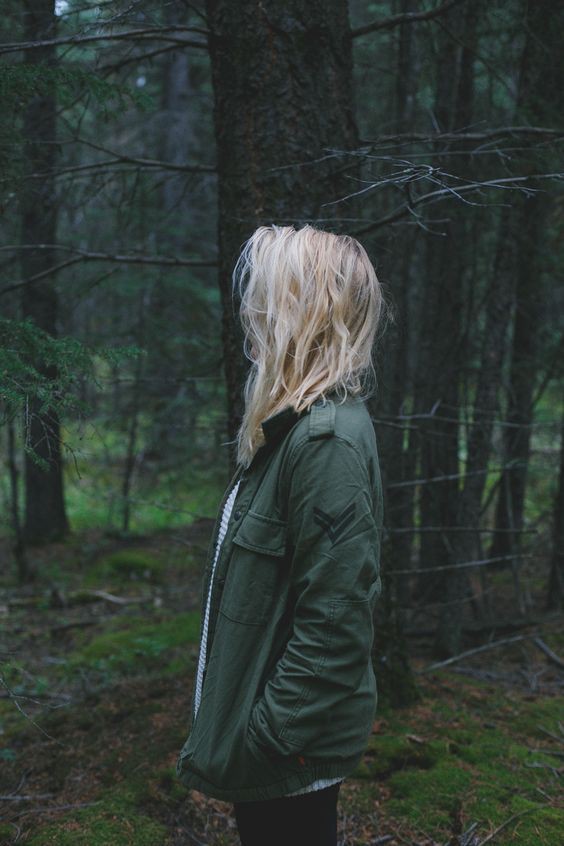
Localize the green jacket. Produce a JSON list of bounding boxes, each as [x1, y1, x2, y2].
[[176, 391, 383, 802]]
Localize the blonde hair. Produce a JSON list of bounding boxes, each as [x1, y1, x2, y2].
[[232, 224, 386, 468]]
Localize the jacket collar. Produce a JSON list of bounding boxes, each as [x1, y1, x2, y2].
[[260, 392, 336, 445], [261, 405, 304, 444]]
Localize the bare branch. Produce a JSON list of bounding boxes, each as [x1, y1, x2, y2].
[[388, 553, 534, 576], [419, 633, 533, 673], [1, 256, 85, 295], [349, 170, 564, 236], [99, 42, 201, 72], [387, 525, 537, 535], [387, 462, 528, 489], [0, 156, 216, 186], [351, 0, 467, 39], [0, 25, 209, 56], [358, 126, 564, 146], [0, 246, 217, 299], [532, 638, 564, 670], [478, 807, 545, 846], [372, 411, 558, 429]]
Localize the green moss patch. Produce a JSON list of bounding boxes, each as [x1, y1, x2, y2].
[[26, 791, 169, 846], [356, 679, 564, 844], [85, 548, 165, 587], [356, 732, 441, 779], [388, 759, 473, 829], [63, 611, 200, 678]]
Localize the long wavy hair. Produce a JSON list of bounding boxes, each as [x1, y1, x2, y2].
[[232, 224, 388, 469]]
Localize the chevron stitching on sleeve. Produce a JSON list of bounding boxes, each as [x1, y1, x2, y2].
[[313, 501, 357, 544]]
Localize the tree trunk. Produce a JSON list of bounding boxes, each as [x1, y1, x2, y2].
[[487, 193, 544, 613], [7, 417, 29, 581], [371, 0, 421, 706], [413, 3, 468, 624], [489, 0, 563, 603], [205, 0, 360, 470], [378, 0, 419, 606], [547, 387, 564, 609], [435, 0, 563, 653], [19, 0, 68, 545]]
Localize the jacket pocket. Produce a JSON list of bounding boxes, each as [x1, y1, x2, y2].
[[219, 510, 288, 626]]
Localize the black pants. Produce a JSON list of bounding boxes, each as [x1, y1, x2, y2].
[[233, 782, 340, 846]]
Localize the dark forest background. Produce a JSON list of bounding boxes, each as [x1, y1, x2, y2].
[[0, 2, 563, 844]]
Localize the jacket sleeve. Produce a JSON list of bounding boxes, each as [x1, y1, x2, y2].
[[248, 433, 382, 758]]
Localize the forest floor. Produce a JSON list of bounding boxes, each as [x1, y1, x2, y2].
[[0, 525, 563, 846]]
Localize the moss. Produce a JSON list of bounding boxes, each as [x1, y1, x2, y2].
[[358, 685, 564, 843], [63, 611, 200, 677], [156, 766, 188, 804], [509, 695, 563, 738], [25, 788, 169, 846], [85, 548, 165, 587], [358, 733, 441, 779], [387, 759, 473, 829], [342, 780, 381, 816], [0, 824, 14, 842], [466, 792, 563, 845]]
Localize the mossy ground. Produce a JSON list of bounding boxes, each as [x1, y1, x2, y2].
[[356, 678, 563, 844], [0, 529, 562, 845]]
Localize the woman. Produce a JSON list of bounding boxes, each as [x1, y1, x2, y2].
[[176, 224, 387, 846]]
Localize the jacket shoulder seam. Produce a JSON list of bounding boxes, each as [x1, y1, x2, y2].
[[287, 432, 368, 481]]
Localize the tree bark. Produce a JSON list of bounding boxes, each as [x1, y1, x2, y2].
[[7, 417, 29, 581], [370, 0, 421, 706], [487, 193, 544, 613], [19, 0, 68, 545], [489, 0, 562, 600], [413, 2, 468, 619], [205, 0, 360, 470], [547, 387, 564, 608]]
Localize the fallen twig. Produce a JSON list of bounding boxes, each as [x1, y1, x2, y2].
[[5, 589, 150, 610], [538, 725, 564, 746], [8, 800, 102, 821], [418, 634, 531, 673], [0, 673, 65, 746], [524, 760, 562, 777], [478, 805, 546, 845], [532, 637, 564, 669]]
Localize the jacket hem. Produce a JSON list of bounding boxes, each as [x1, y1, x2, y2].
[[176, 752, 363, 802]]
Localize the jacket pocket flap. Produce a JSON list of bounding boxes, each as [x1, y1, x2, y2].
[[232, 510, 287, 557]]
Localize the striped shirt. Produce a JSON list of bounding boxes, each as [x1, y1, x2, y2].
[[194, 480, 343, 797]]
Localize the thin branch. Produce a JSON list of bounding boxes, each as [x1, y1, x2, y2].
[[9, 800, 102, 820], [0, 246, 217, 298], [387, 525, 537, 535], [387, 463, 525, 489], [388, 553, 534, 576], [478, 806, 544, 846], [378, 405, 562, 428], [0, 672, 65, 746], [358, 125, 564, 146], [532, 638, 564, 669], [0, 156, 216, 185], [0, 25, 209, 55], [350, 171, 564, 236], [1, 255, 82, 296], [264, 129, 564, 175], [419, 633, 532, 673], [99, 41, 190, 72], [351, 0, 466, 38]]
